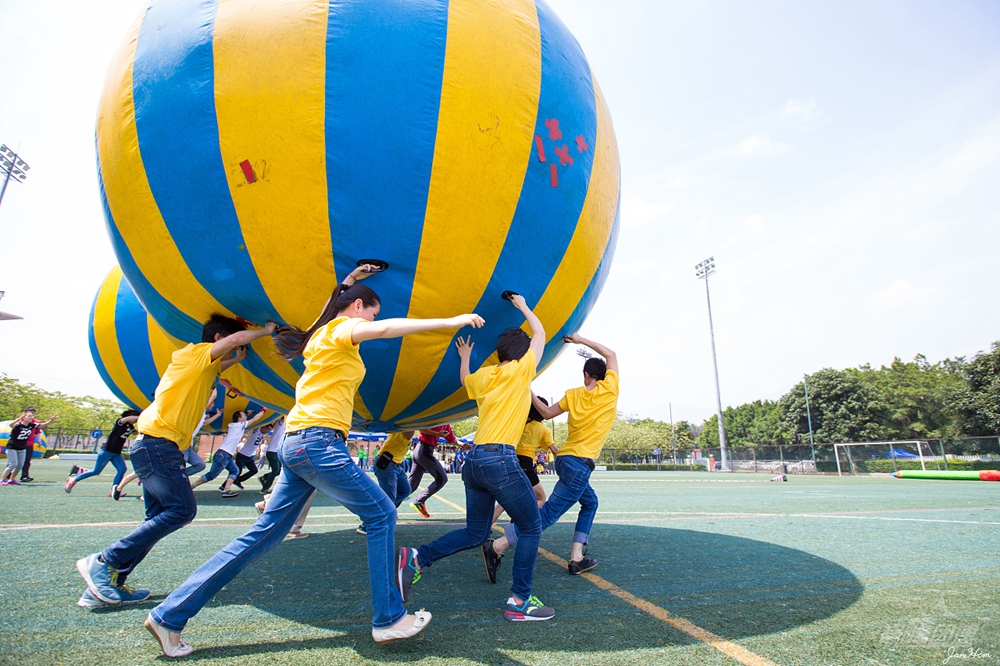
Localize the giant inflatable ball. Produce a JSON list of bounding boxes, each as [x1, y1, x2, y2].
[[97, 0, 620, 430], [89, 267, 285, 434]]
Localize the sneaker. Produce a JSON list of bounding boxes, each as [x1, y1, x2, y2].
[[396, 547, 422, 604], [115, 584, 151, 604], [481, 539, 503, 584], [8, 479, 21, 486], [112, 487, 125, 501], [78, 589, 107, 608], [410, 502, 430, 518], [20, 477, 33, 482], [233, 481, 244, 490], [356, 524, 368, 535], [64, 478, 76, 493], [75, 554, 121, 604], [221, 490, 239, 498], [218, 485, 227, 493], [568, 556, 598, 575], [145, 613, 194, 658], [284, 530, 309, 539], [504, 595, 555, 622], [0, 481, 7, 486]]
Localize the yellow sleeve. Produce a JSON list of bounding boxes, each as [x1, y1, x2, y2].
[[540, 426, 554, 447]]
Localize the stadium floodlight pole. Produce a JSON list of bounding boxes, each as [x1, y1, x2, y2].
[[695, 257, 728, 471], [803, 375, 816, 463], [669, 402, 677, 466], [0, 144, 30, 212]]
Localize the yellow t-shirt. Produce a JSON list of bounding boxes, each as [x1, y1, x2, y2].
[[465, 349, 537, 446], [286, 317, 366, 434], [381, 432, 412, 461], [516, 420, 554, 458], [556, 369, 620, 460], [137, 343, 222, 451]]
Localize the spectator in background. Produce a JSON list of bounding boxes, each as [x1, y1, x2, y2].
[[18, 407, 58, 482], [357, 444, 368, 471], [402, 447, 413, 474]]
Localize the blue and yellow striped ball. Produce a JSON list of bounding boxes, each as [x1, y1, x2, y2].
[[89, 267, 286, 434], [97, 0, 620, 431]]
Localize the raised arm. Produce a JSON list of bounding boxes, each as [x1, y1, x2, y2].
[[455, 336, 475, 386], [531, 391, 564, 420], [565, 333, 618, 375], [246, 408, 268, 427], [509, 294, 545, 366], [37, 414, 59, 428], [210, 321, 279, 362], [119, 415, 139, 425], [352, 314, 484, 344]]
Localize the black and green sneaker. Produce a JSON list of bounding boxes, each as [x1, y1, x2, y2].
[[504, 595, 555, 622], [481, 539, 503, 584], [396, 547, 422, 603]]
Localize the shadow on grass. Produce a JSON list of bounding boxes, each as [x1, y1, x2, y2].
[[206, 523, 862, 661]]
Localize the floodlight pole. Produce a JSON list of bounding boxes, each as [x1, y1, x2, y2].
[[0, 144, 30, 212], [695, 257, 728, 471]]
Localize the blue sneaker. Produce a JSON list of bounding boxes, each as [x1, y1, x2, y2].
[[76, 554, 121, 604], [504, 595, 555, 622], [115, 583, 151, 604], [77, 589, 106, 608]]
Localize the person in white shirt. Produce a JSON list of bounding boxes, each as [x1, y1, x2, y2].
[[191, 408, 267, 497], [234, 425, 270, 489]]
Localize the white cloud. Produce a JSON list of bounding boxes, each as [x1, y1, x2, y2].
[[739, 134, 794, 156], [782, 98, 820, 121], [870, 280, 943, 308]]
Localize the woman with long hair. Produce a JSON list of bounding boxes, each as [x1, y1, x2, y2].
[[144, 265, 484, 656]]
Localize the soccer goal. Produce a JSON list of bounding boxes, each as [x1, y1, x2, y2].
[[831, 441, 940, 476]]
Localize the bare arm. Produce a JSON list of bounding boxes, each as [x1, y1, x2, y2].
[[38, 414, 59, 427], [210, 321, 279, 362], [205, 409, 223, 425], [119, 415, 139, 425], [565, 333, 618, 375], [531, 391, 565, 420], [352, 314, 484, 344], [509, 295, 545, 367], [455, 336, 474, 386], [246, 409, 268, 427]]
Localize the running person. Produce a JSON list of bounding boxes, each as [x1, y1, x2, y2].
[[143, 263, 484, 655], [190, 408, 267, 497], [75, 314, 276, 608], [492, 398, 554, 523], [397, 293, 554, 622], [258, 417, 284, 493], [234, 424, 268, 489], [408, 424, 461, 518], [18, 408, 57, 482], [65, 409, 140, 495], [358, 430, 414, 535], [487, 334, 618, 575]]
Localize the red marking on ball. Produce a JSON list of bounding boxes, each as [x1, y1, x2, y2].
[[534, 135, 547, 163], [239, 160, 257, 184], [550, 163, 558, 188], [554, 145, 574, 166], [545, 118, 562, 141], [576, 135, 589, 153]]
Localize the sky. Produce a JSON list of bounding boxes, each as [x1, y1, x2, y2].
[[0, 0, 998, 426]]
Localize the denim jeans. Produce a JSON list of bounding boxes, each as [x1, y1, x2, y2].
[[150, 427, 406, 632], [199, 449, 238, 483], [416, 444, 541, 601], [505, 455, 598, 547], [74, 449, 128, 486], [101, 437, 197, 584], [359, 460, 412, 531], [183, 447, 206, 477]]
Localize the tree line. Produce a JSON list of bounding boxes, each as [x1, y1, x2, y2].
[[699, 342, 1000, 448], [0, 374, 125, 432]]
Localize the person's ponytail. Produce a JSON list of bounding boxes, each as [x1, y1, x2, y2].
[[274, 283, 380, 359]]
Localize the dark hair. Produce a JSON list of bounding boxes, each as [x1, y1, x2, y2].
[[583, 357, 607, 381], [232, 411, 245, 423], [527, 396, 549, 423], [496, 327, 531, 363], [121, 409, 141, 418], [202, 314, 247, 344], [274, 283, 381, 359], [22, 406, 37, 413]]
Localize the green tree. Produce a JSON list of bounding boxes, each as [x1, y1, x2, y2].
[[699, 400, 790, 448], [856, 355, 964, 438], [779, 368, 889, 443], [947, 342, 1000, 436], [0, 374, 125, 431]]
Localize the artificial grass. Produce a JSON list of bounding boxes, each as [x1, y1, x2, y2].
[[0, 460, 996, 665]]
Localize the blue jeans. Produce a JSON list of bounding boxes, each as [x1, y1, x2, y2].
[[416, 445, 540, 601], [149, 427, 406, 632], [101, 437, 197, 584], [506, 455, 598, 547], [360, 460, 412, 531], [74, 449, 128, 487], [199, 449, 238, 483], [183, 447, 206, 477]]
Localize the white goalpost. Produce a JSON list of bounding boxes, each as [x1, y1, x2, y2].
[[831, 441, 933, 476]]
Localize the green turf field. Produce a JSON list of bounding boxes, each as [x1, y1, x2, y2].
[[0, 458, 997, 665]]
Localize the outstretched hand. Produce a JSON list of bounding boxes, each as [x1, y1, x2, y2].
[[452, 314, 485, 329], [563, 333, 583, 344], [455, 335, 475, 360], [508, 293, 528, 311]]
